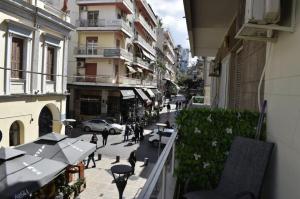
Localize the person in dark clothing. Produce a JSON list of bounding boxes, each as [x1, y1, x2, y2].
[[165, 120, 171, 129], [134, 123, 140, 143], [175, 101, 179, 110], [124, 123, 130, 142], [86, 133, 98, 168], [128, 150, 137, 175], [167, 102, 171, 113], [139, 124, 144, 141], [102, 128, 109, 146]]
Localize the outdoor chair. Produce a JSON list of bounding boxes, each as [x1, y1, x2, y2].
[[184, 136, 274, 199]]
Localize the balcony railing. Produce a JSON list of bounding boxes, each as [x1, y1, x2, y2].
[[137, 130, 177, 198], [69, 75, 116, 84], [136, 0, 157, 25], [75, 46, 133, 61], [119, 76, 142, 85], [135, 14, 156, 40], [164, 41, 176, 57], [76, 19, 132, 35], [134, 35, 156, 55], [166, 53, 175, 64], [134, 57, 150, 68], [76, 0, 134, 13]]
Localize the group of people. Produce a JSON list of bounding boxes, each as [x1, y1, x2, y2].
[[85, 128, 109, 168], [175, 101, 184, 110], [124, 122, 144, 143]]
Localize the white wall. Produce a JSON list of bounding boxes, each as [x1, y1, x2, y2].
[[263, 2, 300, 199]]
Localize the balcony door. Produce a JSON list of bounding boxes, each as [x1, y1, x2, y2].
[[85, 63, 97, 82], [86, 37, 98, 55], [87, 11, 99, 27]]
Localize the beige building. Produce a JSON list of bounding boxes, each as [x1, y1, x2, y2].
[[67, 0, 158, 122], [184, 0, 300, 198], [0, 0, 74, 147]]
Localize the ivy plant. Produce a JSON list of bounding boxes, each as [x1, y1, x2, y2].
[[175, 108, 264, 191]]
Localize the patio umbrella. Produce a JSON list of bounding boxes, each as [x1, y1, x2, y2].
[[0, 147, 66, 199], [16, 133, 96, 165]]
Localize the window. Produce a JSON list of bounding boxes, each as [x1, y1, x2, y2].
[[9, 121, 20, 146], [46, 46, 55, 81], [87, 11, 99, 26], [80, 96, 101, 115], [86, 37, 98, 55], [11, 37, 24, 79]]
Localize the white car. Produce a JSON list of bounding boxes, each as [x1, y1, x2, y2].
[[81, 119, 124, 134], [149, 128, 175, 146]]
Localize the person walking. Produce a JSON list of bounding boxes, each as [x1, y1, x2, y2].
[[128, 150, 137, 175], [124, 123, 130, 142], [134, 123, 140, 143], [167, 102, 171, 113], [86, 133, 98, 168], [101, 128, 109, 146], [139, 123, 144, 141], [175, 101, 179, 111]]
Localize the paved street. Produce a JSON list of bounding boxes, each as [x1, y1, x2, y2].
[[73, 105, 178, 198]]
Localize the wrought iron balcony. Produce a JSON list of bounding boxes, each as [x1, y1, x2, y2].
[[135, 14, 156, 41], [134, 35, 156, 56], [74, 46, 133, 62], [76, 19, 133, 36]]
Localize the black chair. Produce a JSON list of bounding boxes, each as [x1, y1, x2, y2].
[[184, 136, 274, 199]]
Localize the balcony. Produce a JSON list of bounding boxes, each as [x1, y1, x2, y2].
[[135, 14, 156, 41], [75, 46, 133, 62], [68, 74, 117, 86], [76, 19, 133, 37], [119, 76, 142, 85], [133, 57, 152, 71], [136, 0, 157, 25], [134, 35, 156, 56], [76, 0, 134, 14], [165, 52, 175, 65], [164, 41, 176, 57]]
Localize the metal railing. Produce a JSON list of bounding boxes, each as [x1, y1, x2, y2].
[[135, 14, 156, 40], [76, 18, 133, 34], [164, 41, 176, 57], [137, 130, 177, 199], [134, 57, 150, 68], [165, 53, 175, 64], [119, 76, 142, 85], [74, 46, 133, 61], [68, 75, 116, 84], [137, 0, 157, 24], [134, 35, 156, 55]]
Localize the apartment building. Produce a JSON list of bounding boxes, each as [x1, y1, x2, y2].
[[184, 0, 300, 198], [67, 0, 158, 123], [0, 0, 74, 147]]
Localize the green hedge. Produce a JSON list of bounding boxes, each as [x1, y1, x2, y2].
[[175, 108, 264, 191]]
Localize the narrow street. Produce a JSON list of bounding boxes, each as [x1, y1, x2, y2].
[[73, 104, 177, 198]]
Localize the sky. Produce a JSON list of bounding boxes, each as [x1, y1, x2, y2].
[[147, 0, 190, 49]]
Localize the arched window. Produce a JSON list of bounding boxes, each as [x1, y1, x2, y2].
[[9, 121, 20, 146]]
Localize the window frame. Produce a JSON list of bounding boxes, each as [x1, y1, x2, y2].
[[46, 45, 57, 82]]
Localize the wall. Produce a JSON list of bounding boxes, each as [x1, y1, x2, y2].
[[0, 96, 65, 147], [263, 2, 300, 198]]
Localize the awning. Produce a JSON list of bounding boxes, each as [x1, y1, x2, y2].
[[126, 65, 136, 73], [16, 133, 96, 165], [0, 148, 66, 198], [134, 88, 152, 105], [120, 90, 135, 100], [136, 67, 143, 73], [142, 49, 155, 61], [151, 89, 161, 95], [144, 88, 155, 98]]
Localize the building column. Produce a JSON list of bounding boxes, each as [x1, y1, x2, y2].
[[25, 37, 32, 94], [4, 33, 13, 95], [61, 37, 69, 94], [41, 43, 48, 93], [31, 29, 41, 93], [101, 90, 108, 114]]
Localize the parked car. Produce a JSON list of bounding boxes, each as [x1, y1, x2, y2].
[[148, 128, 175, 146], [81, 119, 124, 134], [188, 95, 210, 109]]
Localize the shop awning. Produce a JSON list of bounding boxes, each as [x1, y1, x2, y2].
[[151, 89, 161, 95], [136, 67, 143, 73], [142, 49, 155, 61], [16, 133, 96, 165], [134, 88, 152, 105], [120, 89, 135, 100], [0, 148, 67, 198], [144, 88, 155, 98], [126, 65, 136, 73]]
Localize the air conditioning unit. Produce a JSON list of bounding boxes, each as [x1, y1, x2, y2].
[[77, 61, 85, 68], [245, 0, 280, 24]]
